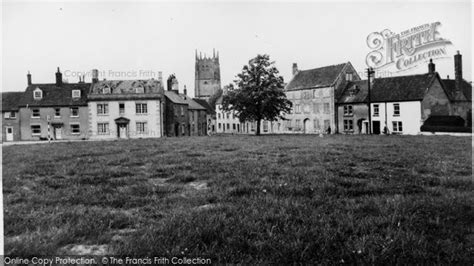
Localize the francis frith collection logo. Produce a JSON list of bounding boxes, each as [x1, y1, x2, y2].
[[366, 22, 452, 72]]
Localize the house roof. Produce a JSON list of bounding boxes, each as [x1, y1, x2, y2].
[[18, 83, 90, 107], [337, 80, 368, 104], [285, 63, 347, 91], [164, 91, 188, 104], [193, 98, 216, 114], [370, 73, 438, 102], [1, 92, 24, 111], [89, 79, 163, 100], [441, 79, 472, 101], [179, 94, 207, 110]]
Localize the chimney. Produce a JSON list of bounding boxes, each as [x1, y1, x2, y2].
[[454, 51, 463, 91], [183, 85, 187, 96], [292, 63, 299, 76], [27, 71, 32, 85], [428, 59, 435, 74], [447, 75, 449, 79], [55, 67, 62, 86], [92, 69, 99, 84]]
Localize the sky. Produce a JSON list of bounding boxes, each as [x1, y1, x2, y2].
[[2, 1, 472, 98]]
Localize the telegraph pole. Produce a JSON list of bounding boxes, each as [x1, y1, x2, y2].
[[367, 67, 375, 134]]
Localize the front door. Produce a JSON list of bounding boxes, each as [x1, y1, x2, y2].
[[118, 125, 128, 139], [372, 121, 381, 134], [54, 126, 62, 140], [5, 127, 13, 141], [303, 119, 310, 134]]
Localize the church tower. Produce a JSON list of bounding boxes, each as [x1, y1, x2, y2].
[[195, 49, 221, 101]]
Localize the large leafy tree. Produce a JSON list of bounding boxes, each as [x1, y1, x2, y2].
[[222, 54, 292, 135]]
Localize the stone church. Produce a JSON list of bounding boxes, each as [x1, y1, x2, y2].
[[194, 49, 221, 101]]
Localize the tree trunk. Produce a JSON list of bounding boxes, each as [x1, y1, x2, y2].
[[256, 119, 261, 136]]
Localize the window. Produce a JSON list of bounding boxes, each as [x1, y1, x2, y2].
[[251, 123, 255, 131], [98, 123, 109, 135], [72, 90, 81, 98], [218, 113, 221, 119], [373, 104, 379, 117], [313, 90, 317, 98], [233, 124, 236, 130], [70, 107, 79, 117], [263, 121, 268, 132], [218, 123, 221, 129], [227, 123, 230, 130], [313, 103, 320, 114], [296, 119, 301, 129], [135, 87, 144, 93], [97, 103, 109, 115], [343, 119, 354, 131], [392, 121, 403, 133], [136, 122, 148, 134], [31, 125, 41, 135], [102, 86, 111, 94], [393, 103, 400, 116], [226, 113, 229, 119], [70, 124, 80, 134], [343, 105, 353, 116], [295, 104, 301, 114], [10, 111, 16, 118], [119, 103, 125, 114], [181, 123, 186, 135], [54, 108, 61, 117], [32, 109, 40, 118], [345, 72, 353, 81], [323, 103, 330, 114], [33, 88, 42, 100], [303, 104, 310, 113], [313, 119, 320, 131], [180, 106, 184, 116], [136, 103, 148, 114], [4, 112, 15, 119]]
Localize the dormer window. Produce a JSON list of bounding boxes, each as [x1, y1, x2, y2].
[[33, 88, 43, 100], [135, 87, 144, 93], [72, 90, 81, 98], [102, 86, 111, 94]]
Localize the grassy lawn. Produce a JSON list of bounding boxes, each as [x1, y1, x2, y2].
[[2, 135, 473, 263]]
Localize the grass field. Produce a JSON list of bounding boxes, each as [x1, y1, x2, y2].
[[2, 134, 473, 263]]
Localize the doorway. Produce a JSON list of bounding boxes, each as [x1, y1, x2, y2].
[[372, 121, 381, 134], [303, 118, 310, 134], [54, 126, 62, 140], [118, 124, 128, 139], [5, 127, 13, 141]]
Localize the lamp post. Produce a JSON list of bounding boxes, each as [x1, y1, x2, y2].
[[367, 67, 375, 134]]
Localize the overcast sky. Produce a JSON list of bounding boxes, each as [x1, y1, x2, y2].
[[2, 1, 472, 97]]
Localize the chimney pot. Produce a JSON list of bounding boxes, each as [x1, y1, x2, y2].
[[55, 67, 63, 86], [27, 71, 32, 85], [428, 58, 435, 74], [454, 51, 463, 91], [92, 69, 99, 83], [292, 63, 299, 76]]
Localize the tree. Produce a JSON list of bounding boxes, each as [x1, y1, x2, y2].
[[222, 54, 292, 135]]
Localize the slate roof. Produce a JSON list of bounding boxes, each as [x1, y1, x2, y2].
[[1, 92, 24, 111], [89, 79, 163, 100], [179, 94, 207, 110], [441, 79, 472, 101], [164, 91, 187, 105], [337, 80, 368, 104], [19, 83, 90, 107], [193, 98, 216, 114], [285, 63, 347, 91], [370, 73, 438, 102]]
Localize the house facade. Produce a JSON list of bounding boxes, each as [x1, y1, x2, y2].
[[87, 71, 164, 139], [194, 98, 216, 135], [18, 68, 90, 141], [281, 62, 360, 134], [1, 92, 23, 142], [336, 80, 369, 134]]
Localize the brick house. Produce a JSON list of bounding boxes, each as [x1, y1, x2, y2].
[[87, 70, 164, 139], [1, 91, 23, 142], [18, 68, 90, 141]]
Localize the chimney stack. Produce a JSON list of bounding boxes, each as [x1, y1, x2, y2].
[[454, 51, 463, 91], [27, 71, 32, 85], [292, 63, 299, 76], [92, 69, 99, 84], [428, 59, 435, 74], [447, 75, 449, 79], [183, 85, 187, 96], [55, 67, 63, 86]]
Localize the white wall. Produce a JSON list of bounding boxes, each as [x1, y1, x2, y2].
[[88, 99, 162, 139], [371, 101, 422, 135]]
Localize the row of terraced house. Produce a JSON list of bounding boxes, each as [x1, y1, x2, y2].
[[1, 68, 214, 142], [215, 52, 471, 135]]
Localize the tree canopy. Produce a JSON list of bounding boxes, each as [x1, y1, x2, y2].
[[222, 54, 292, 135]]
